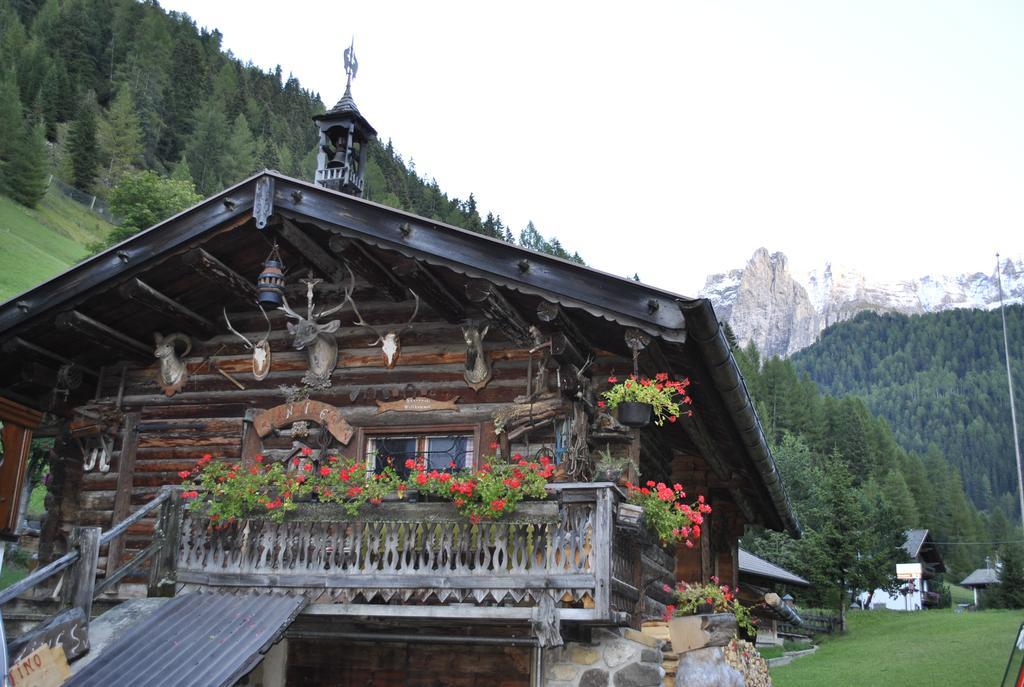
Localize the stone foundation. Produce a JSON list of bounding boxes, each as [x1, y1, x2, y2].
[[543, 628, 666, 687]]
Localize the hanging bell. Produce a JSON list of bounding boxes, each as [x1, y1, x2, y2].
[[257, 244, 286, 307]]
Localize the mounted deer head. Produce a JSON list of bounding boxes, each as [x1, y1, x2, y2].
[[462, 323, 492, 391], [346, 268, 420, 369], [223, 304, 273, 380], [153, 332, 191, 396], [279, 275, 348, 388]]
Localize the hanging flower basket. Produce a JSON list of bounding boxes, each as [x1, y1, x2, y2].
[[599, 374, 693, 427], [617, 401, 652, 427]]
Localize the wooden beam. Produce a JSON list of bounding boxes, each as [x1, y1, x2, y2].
[[0, 337, 98, 378], [54, 310, 151, 360], [465, 280, 533, 346], [181, 248, 259, 304], [549, 332, 585, 369], [326, 235, 407, 301], [390, 257, 465, 323], [641, 336, 672, 375], [536, 301, 593, 361], [275, 218, 348, 284], [118, 278, 216, 337]]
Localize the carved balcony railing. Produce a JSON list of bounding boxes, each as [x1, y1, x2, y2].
[[172, 484, 674, 626]]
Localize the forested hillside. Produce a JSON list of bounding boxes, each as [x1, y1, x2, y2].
[[791, 307, 1024, 513], [0, 0, 580, 261], [735, 333, 1005, 607]]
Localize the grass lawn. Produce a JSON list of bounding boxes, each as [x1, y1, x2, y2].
[[771, 609, 1023, 687], [951, 584, 976, 605], [0, 188, 113, 302]]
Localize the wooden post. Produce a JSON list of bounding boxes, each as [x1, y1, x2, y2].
[[631, 538, 644, 629], [65, 526, 101, 620], [106, 413, 140, 579], [148, 486, 181, 597], [241, 409, 263, 463], [592, 487, 613, 620]]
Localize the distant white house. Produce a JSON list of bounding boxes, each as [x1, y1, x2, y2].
[[858, 529, 947, 611]]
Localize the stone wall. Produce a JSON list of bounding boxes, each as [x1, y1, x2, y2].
[[543, 628, 666, 687]]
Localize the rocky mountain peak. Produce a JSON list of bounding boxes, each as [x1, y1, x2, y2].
[[700, 250, 1024, 358]]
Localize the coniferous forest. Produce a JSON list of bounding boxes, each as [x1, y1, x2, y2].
[[792, 307, 1024, 514], [0, 0, 581, 260], [735, 329, 1010, 608]]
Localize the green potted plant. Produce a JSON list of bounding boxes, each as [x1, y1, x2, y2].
[[663, 578, 756, 654], [600, 373, 693, 428], [592, 447, 637, 484]]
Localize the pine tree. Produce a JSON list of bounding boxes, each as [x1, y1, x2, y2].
[[97, 85, 143, 187], [991, 543, 1024, 609], [66, 91, 99, 192], [222, 112, 257, 184], [184, 99, 229, 195], [6, 119, 48, 207], [0, 71, 23, 194], [879, 470, 920, 527]]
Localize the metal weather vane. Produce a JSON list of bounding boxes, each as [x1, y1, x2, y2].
[[344, 38, 358, 89]]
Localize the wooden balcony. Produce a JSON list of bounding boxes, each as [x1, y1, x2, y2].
[[171, 484, 674, 627]]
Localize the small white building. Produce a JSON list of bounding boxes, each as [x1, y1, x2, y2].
[[960, 567, 1000, 606], [858, 529, 947, 611]]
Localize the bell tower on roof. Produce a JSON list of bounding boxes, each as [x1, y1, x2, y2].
[[313, 40, 377, 196]]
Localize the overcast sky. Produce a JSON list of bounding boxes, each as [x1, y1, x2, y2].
[[161, 0, 1023, 296]]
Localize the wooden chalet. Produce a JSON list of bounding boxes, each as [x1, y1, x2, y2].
[[0, 68, 798, 686]]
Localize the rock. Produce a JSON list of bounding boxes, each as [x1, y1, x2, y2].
[[613, 661, 664, 687], [548, 662, 580, 682], [700, 248, 819, 358], [579, 668, 610, 687], [674, 646, 744, 687], [603, 639, 638, 668], [566, 645, 601, 666], [640, 648, 662, 664]]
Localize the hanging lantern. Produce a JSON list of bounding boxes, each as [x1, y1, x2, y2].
[[257, 243, 286, 307]]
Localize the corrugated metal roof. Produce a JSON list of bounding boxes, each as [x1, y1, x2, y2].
[[738, 548, 810, 587], [960, 568, 1000, 587], [66, 591, 306, 687]]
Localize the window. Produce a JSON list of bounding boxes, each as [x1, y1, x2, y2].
[[366, 432, 475, 479]]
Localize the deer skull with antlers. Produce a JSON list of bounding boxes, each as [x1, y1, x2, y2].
[[223, 304, 273, 380], [345, 267, 420, 369], [279, 275, 348, 388]]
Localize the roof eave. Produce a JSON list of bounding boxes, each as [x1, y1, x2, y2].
[[680, 299, 802, 537]]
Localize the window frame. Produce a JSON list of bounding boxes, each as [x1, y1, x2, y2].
[[357, 423, 484, 475]]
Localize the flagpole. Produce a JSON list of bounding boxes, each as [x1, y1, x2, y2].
[[996, 253, 1024, 530]]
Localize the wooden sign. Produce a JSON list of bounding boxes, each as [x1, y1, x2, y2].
[[253, 400, 353, 445], [374, 396, 460, 414], [7, 607, 90, 665], [7, 646, 70, 687]]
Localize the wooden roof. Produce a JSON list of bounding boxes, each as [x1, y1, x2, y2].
[[0, 171, 799, 536]]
